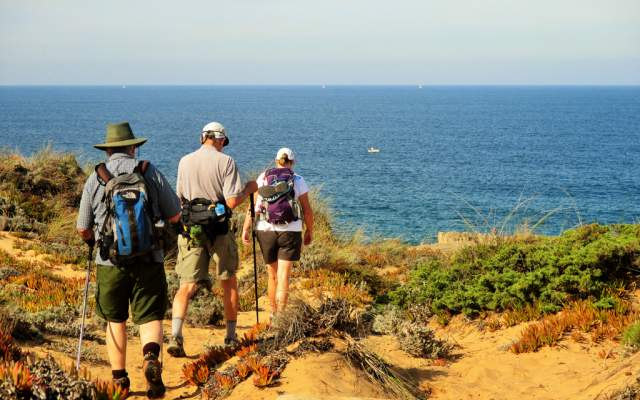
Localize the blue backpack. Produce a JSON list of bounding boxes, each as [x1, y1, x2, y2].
[[96, 161, 156, 264]]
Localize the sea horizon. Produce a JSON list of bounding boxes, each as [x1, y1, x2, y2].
[[1, 85, 639, 243]]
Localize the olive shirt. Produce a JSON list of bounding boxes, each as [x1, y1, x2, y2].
[[175, 145, 244, 203], [76, 153, 181, 265]]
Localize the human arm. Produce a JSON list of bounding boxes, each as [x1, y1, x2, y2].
[[226, 181, 258, 209], [298, 192, 314, 245], [76, 177, 96, 246], [147, 164, 182, 224], [241, 193, 256, 245], [175, 159, 184, 200]]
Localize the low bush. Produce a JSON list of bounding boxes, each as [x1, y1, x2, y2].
[[0, 147, 85, 234], [372, 306, 452, 359], [390, 224, 640, 318]]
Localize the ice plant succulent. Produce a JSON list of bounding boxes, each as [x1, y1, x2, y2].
[[235, 361, 251, 379], [236, 344, 258, 358], [252, 365, 277, 388], [214, 372, 236, 391], [199, 345, 232, 367], [182, 359, 210, 387], [94, 378, 129, 400], [0, 361, 33, 394]]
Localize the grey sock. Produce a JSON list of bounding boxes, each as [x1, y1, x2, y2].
[[172, 317, 184, 338], [225, 320, 237, 340]]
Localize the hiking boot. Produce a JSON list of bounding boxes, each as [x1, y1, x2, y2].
[[223, 335, 239, 348], [167, 335, 186, 358], [143, 353, 165, 399], [112, 376, 130, 391]]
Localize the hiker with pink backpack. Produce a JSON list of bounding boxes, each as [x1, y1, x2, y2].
[[242, 147, 314, 319]]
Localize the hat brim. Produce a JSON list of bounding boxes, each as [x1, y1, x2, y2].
[[94, 137, 147, 150]]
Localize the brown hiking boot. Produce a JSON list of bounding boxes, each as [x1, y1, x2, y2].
[[143, 353, 165, 399], [167, 335, 186, 358], [112, 376, 130, 391]]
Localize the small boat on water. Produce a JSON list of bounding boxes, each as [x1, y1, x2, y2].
[[367, 147, 380, 153]]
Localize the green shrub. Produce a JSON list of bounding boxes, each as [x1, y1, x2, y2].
[[623, 321, 640, 349], [390, 224, 640, 318]]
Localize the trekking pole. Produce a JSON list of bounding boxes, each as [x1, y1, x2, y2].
[[76, 242, 94, 372], [249, 195, 259, 324]]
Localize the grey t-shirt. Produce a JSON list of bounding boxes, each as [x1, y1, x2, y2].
[[76, 153, 181, 265], [176, 145, 244, 203]]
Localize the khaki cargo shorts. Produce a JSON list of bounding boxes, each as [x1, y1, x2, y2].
[[175, 232, 239, 284]]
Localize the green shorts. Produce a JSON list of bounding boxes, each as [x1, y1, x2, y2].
[[175, 232, 239, 285], [95, 261, 168, 325]]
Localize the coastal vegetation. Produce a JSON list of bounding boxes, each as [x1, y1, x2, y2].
[[0, 149, 638, 398]]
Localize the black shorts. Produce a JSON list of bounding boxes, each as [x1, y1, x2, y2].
[[255, 230, 302, 264]]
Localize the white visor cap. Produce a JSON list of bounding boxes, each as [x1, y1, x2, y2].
[[276, 147, 295, 161]]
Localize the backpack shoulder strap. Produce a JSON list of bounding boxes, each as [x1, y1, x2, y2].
[[135, 160, 150, 175], [95, 163, 113, 186]]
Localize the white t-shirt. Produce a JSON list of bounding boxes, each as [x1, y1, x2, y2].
[[255, 170, 309, 232]]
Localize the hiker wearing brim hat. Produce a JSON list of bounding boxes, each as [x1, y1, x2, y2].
[[167, 121, 257, 357], [77, 122, 181, 397]]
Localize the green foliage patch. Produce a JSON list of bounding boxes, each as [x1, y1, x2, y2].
[[390, 224, 640, 317], [623, 321, 640, 349]]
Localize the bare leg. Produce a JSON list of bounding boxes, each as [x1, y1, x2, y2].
[[172, 283, 198, 320], [276, 259, 293, 312], [266, 262, 278, 314], [139, 320, 163, 349], [220, 276, 238, 322], [106, 321, 127, 370]]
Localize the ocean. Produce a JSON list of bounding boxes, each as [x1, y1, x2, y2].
[[1, 86, 639, 243]]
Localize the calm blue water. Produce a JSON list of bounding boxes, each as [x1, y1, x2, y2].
[[1, 86, 639, 243]]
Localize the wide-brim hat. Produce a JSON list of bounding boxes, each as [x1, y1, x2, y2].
[[94, 122, 147, 150]]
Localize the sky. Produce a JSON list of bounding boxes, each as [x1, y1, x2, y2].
[[0, 0, 639, 85]]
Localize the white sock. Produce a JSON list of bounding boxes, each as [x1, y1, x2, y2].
[[172, 317, 184, 338]]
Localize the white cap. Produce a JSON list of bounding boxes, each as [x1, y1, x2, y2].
[[201, 121, 229, 146], [276, 147, 295, 161]]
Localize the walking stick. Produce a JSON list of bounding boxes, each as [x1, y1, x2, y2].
[[76, 242, 94, 372], [249, 195, 260, 324]]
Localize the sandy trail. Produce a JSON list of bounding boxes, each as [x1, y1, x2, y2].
[[4, 233, 639, 399]]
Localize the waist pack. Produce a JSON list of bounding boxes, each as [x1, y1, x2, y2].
[[96, 160, 157, 265], [257, 167, 300, 224], [180, 198, 231, 246]]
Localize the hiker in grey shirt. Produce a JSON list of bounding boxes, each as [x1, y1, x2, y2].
[[76, 122, 181, 397], [168, 121, 257, 357]]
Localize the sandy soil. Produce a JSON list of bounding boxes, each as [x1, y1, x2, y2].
[[4, 233, 639, 399]]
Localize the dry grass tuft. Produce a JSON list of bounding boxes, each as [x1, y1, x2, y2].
[[343, 335, 426, 400], [511, 300, 638, 354]]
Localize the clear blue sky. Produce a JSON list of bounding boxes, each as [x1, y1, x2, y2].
[[1, 0, 638, 85]]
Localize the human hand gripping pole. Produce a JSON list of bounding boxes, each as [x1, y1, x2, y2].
[[249, 195, 259, 324], [76, 239, 94, 372]]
